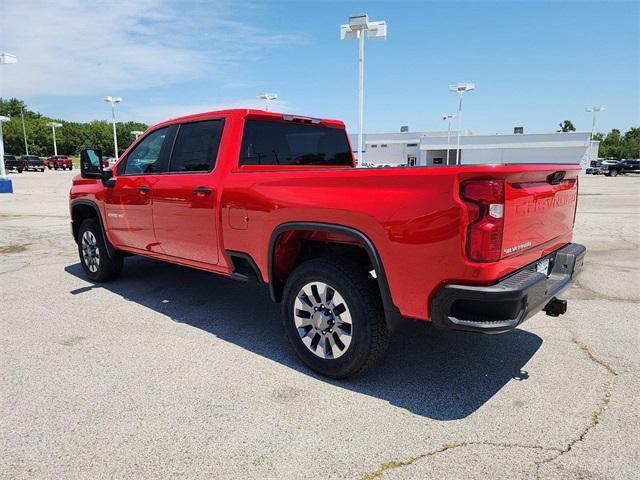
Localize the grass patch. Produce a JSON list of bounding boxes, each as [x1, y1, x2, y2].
[[591, 394, 611, 425]]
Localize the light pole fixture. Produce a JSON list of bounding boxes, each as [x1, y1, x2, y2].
[[131, 130, 144, 139], [448, 83, 475, 165], [46, 122, 63, 156], [585, 106, 604, 164], [0, 53, 17, 64], [103, 96, 122, 160], [442, 114, 457, 166], [256, 93, 278, 111], [341, 13, 387, 168]]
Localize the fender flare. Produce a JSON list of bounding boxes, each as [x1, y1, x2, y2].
[[70, 199, 117, 259], [268, 221, 404, 331]]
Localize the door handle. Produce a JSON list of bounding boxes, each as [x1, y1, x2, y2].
[[193, 187, 212, 195], [138, 186, 150, 193]]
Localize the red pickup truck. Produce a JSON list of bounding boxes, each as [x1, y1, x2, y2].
[[70, 109, 586, 378], [48, 155, 73, 170]]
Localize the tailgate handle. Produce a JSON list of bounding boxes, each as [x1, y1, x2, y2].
[[547, 171, 566, 185]]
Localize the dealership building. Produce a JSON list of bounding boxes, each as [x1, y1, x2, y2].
[[348, 129, 598, 168]]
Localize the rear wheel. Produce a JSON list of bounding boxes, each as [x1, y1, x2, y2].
[[282, 258, 390, 378], [77, 218, 123, 282]]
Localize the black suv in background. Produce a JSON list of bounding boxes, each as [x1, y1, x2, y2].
[[22, 155, 45, 172], [4, 155, 25, 173], [602, 159, 640, 177]]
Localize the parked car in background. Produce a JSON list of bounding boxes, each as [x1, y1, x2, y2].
[[586, 160, 602, 175], [105, 157, 117, 167], [4, 155, 25, 173], [22, 155, 45, 172], [47, 155, 73, 170], [70, 108, 586, 378], [602, 159, 640, 177]]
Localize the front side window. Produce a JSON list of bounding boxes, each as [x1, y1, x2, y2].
[[168, 120, 224, 172], [123, 127, 170, 175], [239, 120, 352, 166]]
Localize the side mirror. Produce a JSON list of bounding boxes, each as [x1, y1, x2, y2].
[[80, 148, 104, 179]]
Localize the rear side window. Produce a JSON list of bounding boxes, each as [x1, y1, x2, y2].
[[168, 120, 224, 173], [239, 120, 353, 166]]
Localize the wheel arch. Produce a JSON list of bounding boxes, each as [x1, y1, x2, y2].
[[268, 222, 404, 331], [70, 199, 116, 259]]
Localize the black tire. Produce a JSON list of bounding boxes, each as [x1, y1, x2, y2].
[[17, 169, 22, 174], [77, 218, 123, 282], [610, 169, 619, 177], [282, 257, 390, 378]]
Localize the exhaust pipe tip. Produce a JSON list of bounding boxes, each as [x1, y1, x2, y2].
[[544, 297, 567, 317]]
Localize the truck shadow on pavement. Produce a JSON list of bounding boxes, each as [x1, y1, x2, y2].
[[65, 257, 542, 421]]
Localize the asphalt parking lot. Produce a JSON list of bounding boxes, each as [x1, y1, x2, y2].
[[1, 170, 638, 479]]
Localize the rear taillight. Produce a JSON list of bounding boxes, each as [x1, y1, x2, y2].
[[460, 179, 505, 262]]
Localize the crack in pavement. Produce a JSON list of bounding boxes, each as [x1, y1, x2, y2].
[[531, 328, 622, 479], [358, 441, 563, 480], [569, 335, 620, 376], [533, 377, 616, 480], [358, 443, 468, 480], [356, 331, 625, 480]]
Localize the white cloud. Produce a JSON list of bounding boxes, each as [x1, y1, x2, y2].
[[0, 0, 303, 98]]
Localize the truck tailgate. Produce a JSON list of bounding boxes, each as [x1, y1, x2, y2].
[[502, 169, 578, 258]]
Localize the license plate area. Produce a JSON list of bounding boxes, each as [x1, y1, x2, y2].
[[536, 258, 550, 276]]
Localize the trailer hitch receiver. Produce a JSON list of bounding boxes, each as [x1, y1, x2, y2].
[[544, 297, 567, 317]]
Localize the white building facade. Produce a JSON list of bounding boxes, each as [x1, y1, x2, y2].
[[349, 131, 598, 168]]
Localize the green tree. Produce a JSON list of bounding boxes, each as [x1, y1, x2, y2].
[[557, 120, 576, 132], [0, 97, 147, 157]]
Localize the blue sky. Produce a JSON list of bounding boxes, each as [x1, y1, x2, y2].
[[1, 0, 638, 134]]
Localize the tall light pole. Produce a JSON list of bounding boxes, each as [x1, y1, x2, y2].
[[585, 106, 604, 165], [341, 13, 387, 168], [0, 116, 10, 183], [0, 53, 17, 190], [46, 122, 63, 156], [448, 83, 475, 165], [442, 114, 456, 166], [256, 93, 278, 111], [130, 130, 143, 140], [21, 107, 29, 155], [103, 96, 122, 160]]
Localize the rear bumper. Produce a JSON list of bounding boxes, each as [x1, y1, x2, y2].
[[430, 243, 586, 333]]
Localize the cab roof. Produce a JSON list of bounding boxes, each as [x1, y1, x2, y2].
[[151, 109, 345, 130]]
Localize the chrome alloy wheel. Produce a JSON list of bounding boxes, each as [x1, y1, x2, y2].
[[294, 282, 353, 359], [81, 230, 100, 273]]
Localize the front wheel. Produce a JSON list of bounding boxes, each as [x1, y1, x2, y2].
[[610, 169, 619, 177], [77, 219, 123, 282], [282, 258, 390, 378]]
